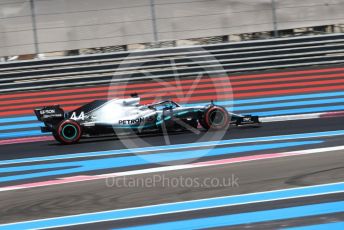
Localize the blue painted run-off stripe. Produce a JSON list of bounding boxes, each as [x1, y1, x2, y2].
[[0, 182, 343, 230], [234, 98, 344, 111], [0, 141, 320, 182], [0, 130, 43, 139], [0, 91, 343, 137], [252, 105, 344, 117], [0, 116, 36, 124], [283, 221, 344, 230], [186, 91, 344, 107], [1, 129, 343, 166], [185, 97, 344, 111], [1, 92, 344, 126], [0, 123, 41, 131], [117, 201, 344, 230]]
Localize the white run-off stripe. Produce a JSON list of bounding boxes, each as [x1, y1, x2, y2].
[[1, 145, 344, 192]]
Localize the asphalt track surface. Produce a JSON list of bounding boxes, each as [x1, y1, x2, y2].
[[1, 116, 343, 161], [0, 116, 343, 229]]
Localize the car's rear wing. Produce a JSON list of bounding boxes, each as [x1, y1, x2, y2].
[[34, 105, 65, 122]]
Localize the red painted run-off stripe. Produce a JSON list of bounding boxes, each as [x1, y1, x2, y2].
[[3, 74, 344, 107], [320, 111, 344, 118], [0, 87, 230, 111], [1, 66, 344, 101], [0, 136, 53, 145], [0, 66, 343, 117], [2, 72, 344, 107], [1, 83, 344, 117], [1, 77, 344, 109], [2, 76, 344, 112], [0, 83, 230, 106]]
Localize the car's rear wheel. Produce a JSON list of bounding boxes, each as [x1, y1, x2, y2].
[[54, 119, 82, 144], [200, 106, 229, 130]]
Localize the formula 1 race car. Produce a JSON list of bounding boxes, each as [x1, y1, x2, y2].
[[34, 95, 260, 144]]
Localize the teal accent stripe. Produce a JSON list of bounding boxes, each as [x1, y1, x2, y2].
[[176, 111, 189, 115], [156, 116, 171, 125]]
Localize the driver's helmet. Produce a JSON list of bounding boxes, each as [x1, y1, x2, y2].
[[164, 102, 172, 109]]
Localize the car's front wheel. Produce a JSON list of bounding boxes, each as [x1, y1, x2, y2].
[[53, 119, 82, 144], [200, 106, 229, 130]]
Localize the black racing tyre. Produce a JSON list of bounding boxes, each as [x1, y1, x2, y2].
[[200, 106, 229, 130], [54, 119, 82, 144], [52, 131, 62, 143]]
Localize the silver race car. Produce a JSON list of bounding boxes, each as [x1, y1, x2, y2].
[[34, 95, 260, 144]]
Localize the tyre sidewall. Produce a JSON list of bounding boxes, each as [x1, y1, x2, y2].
[[56, 119, 82, 144], [203, 106, 229, 130]]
